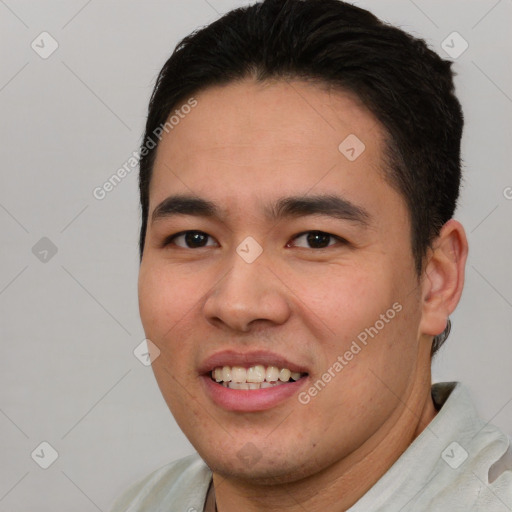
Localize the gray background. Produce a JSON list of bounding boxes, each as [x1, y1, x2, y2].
[[1, 0, 511, 510]]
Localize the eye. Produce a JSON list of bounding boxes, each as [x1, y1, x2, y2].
[[163, 230, 218, 249], [287, 230, 346, 249]]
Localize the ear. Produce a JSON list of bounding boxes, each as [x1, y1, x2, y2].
[[419, 219, 468, 338]]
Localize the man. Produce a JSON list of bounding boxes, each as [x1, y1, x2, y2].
[[111, 0, 512, 510]]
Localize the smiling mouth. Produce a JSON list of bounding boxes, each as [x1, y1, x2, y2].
[[210, 364, 308, 390]]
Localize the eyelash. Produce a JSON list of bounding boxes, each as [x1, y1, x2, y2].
[[162, 230, 348, 250]]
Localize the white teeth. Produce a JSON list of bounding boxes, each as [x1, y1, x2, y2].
[[222, 366, 232, 382], [211, 364, 306, 388], [231, 366, 247, 383], [228, 381, 287, 390], [246, 365, 265, 383], [229, 382, 249, 390], [279, 368, 291, 382], [266, 366, 280, 382]]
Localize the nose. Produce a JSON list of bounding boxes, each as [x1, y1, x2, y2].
[[203, 249, 291, 333]]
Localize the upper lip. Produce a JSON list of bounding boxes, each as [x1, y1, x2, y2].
[[198, 349, 309, 375]]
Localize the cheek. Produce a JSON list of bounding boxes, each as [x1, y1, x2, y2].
[[138, 267, 164, 339], [138, 264, 197, 417], [138, 261, 206, 383], [289, 262, 398, 339], [294, 262, 418, 390], [138, 261, 194, 336]]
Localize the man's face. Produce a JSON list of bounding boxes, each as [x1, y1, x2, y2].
[[138, 79, 431, 483]]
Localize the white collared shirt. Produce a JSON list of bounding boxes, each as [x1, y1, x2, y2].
[[110, 382, 512, 511]]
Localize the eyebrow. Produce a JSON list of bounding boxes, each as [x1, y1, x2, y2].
[[151, 193, 371, 226]]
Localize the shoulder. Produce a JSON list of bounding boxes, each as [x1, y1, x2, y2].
[[428, 383, 512, 510], [428, 433, 512, 511], [109, 452, 212, 512]]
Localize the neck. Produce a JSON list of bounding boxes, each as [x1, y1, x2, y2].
[[213, 375, 437, 512]]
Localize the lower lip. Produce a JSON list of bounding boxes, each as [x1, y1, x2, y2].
[[201, 375, 308, 412]]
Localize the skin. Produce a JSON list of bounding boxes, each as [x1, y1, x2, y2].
[[138, 79, 468, 511]]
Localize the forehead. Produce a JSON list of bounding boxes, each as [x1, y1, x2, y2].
[[149, 79, 401, 221]]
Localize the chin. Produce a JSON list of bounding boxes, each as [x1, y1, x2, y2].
[[199, 445, 318, 485], [210, 463, 306, 485]]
